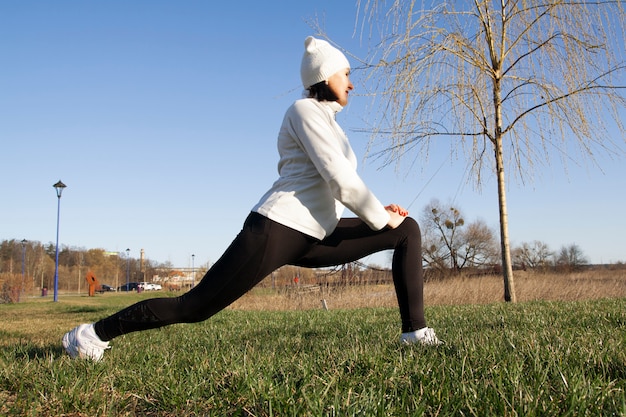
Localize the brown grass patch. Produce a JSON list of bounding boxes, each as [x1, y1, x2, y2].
[[229, 268, 626, 311]]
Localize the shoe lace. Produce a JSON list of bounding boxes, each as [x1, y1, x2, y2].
[[422, 328, 442, 345]]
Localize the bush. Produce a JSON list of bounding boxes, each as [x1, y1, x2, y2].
[[0, 272, 32, 303]]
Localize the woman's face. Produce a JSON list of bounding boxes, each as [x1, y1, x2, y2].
[[327, 67, 354, 106]]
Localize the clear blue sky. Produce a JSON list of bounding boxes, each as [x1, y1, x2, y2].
[[1, 1, 624, 269]]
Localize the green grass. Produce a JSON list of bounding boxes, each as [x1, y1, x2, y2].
[[1, 295, 625, 416]]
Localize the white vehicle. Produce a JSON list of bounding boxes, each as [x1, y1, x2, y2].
[[138, 282, 162, 291]]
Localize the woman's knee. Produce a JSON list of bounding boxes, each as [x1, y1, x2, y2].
[[399, 216, 421, 238]]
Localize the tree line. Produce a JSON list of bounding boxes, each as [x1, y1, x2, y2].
[[420, 199, 591, 279], [0, 240, 180, 302], [1, 198, 603, 302]]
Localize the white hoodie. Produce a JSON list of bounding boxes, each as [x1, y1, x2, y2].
[[253, 98, 390, 240]]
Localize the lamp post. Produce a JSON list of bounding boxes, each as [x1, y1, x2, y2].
[[20, 239, 27, 302], [52, 180, 66, 302], [125, 248, 130, 289], [191, 254, 195, 288]]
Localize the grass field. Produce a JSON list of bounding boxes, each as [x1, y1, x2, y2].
[[1, 272, 625, 416]]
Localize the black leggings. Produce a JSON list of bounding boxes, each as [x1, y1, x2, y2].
[[95, 212, 426, 341]]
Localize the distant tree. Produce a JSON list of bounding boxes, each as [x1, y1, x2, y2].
[[348, 0, 626, 302], [513, 240, 553, 269], [556, 243, 588, 270], [44, 243, 56, 259], [0, 239, 194, 293], [421, 200, 498, 274], [421, 199, 465, 272], [457, 219, 499, 269], [0, 239, 18, 273]]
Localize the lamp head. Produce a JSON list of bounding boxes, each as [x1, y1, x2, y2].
[[53, 180, 67, 198]]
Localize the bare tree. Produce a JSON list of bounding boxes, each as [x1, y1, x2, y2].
[[421, 199, 465, 271], [458, 219, 500, 268], [513, 240, 553, 269], [556, 243, 588, 269], [421, 199, 498, 274], [349, 0, 625, 302]]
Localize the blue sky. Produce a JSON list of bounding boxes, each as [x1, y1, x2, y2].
[[1, 1, 624, 269]]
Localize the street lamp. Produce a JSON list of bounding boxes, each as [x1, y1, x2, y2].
[[20, 239, 27, 302], [53, 180, 66, 302], [125, 248, 130, 289], [191, 254, 195, 288]]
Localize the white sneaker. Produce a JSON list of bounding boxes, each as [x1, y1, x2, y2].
[[62, 323, 110, 361], [400, 327, 442, 346]]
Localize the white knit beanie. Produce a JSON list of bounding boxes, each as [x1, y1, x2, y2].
[[300, 36, 350, 89]]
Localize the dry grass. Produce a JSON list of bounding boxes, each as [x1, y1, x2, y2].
[[229, 268, 626, 311]]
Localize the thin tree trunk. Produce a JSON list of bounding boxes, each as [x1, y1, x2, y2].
[[493, 65, 517, 302], [495, 135, 516, 302]]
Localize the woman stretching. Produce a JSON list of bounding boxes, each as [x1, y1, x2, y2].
[[63, 36, 440, 361]]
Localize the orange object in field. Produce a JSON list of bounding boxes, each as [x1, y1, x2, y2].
[[86, 271, 99, 297]]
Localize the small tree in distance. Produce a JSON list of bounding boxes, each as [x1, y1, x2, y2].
[[556, 243, 588, 270], [421, 199, 465, 271], [421, 199, 498, 276], [512, 240, 554, 270], [460, 219, 500, 269]]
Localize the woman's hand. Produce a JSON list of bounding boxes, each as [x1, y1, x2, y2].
[[385, 204, 408, 229]]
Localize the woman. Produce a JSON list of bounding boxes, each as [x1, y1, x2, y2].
[[62, 36, 440, 361]]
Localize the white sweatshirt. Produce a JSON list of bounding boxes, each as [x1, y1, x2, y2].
[[252, 98, 390, 240]]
